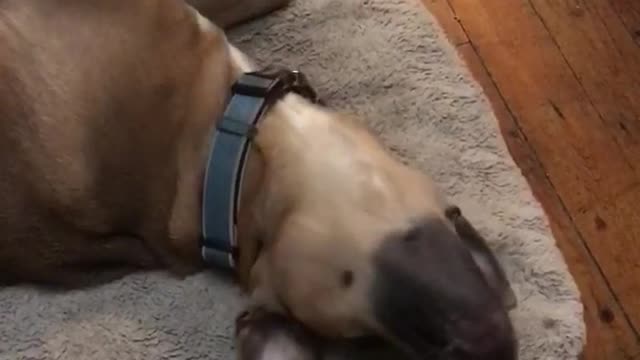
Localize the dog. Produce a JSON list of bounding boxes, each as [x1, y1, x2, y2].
[[0, 0, 518, 359]]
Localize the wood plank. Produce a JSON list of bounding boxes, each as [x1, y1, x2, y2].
[[421, 0, 469, 46], [572, 185, 640, 340], [447, 0, 635, 213], [522, 0, 640, 335], [608, 0, 640, 46], [530, 0, 640, 177], [457, 42, 640, 360]]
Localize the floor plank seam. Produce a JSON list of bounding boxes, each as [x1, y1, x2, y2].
[[594, 1, 627, 58], [527, 0, 640, 339], [444, 0, 640, 343], [525, 0, 638, 178], [527, 0, 640, 340], [607, 0, 640, 48]]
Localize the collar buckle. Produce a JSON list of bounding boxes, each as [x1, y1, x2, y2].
[[235, 67, 322, 104]]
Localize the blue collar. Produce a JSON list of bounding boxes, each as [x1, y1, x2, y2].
[[200, 68, 321, 270]]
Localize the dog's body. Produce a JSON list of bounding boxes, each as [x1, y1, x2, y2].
[[0, 0, 229, 285], [0, 1, 518, 359]]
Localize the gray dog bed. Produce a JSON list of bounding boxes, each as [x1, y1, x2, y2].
[[0, 0, 585, 359]]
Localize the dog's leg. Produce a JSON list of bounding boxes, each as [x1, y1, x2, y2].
[[68, 235, 158, 267], [39, 235, 161, 289], [39, 266, 142, 290], [186, 0, 292, 29]]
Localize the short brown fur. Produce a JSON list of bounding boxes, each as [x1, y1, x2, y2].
[[0, 0, 237, 286], [0, 2, 518, 359]]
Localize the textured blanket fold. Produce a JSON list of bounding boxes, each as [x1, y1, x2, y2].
[[0, 0, 585, 359]]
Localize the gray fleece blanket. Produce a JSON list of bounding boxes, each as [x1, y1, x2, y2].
[[0, 0, 586, 359]]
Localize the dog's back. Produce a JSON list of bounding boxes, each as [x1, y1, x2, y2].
[[0, 0, 231, 286]]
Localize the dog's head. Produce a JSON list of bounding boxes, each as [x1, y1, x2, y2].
[[241, 100, 518, 360]]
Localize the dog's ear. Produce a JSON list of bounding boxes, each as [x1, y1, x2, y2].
[[445, 206, 518, 310]]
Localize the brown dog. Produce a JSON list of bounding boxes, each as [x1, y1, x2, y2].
[[0, 0, 518, 359]]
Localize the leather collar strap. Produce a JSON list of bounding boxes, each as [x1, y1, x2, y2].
[[201, 68, 320, 270]]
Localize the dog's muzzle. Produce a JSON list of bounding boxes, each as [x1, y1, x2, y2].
[[369, 218, 518, 360]]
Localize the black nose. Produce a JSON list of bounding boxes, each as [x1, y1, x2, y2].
[[370, 218, 517, 360]]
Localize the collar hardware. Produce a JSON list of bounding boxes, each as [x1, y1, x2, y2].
[[217, 118, 258, 138], [200, 67, 320, 270]]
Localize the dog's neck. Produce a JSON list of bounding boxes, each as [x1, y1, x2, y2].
[[222, 44, 402, 287], [231, 94, 342, 287], [223, 45, 327, 285]]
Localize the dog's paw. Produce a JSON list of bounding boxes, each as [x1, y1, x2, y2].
[[235, 307, 266, 336], [234, 307, 320, 360]]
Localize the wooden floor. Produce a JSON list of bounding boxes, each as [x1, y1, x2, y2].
[[421, 0, 640, 359]]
